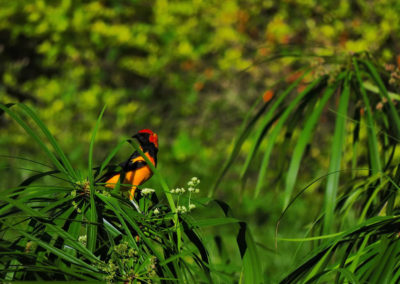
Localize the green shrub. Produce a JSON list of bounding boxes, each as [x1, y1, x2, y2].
[[0, 103, 259, 282]]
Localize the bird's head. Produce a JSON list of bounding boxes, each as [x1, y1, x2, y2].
[[132, 129, 158, 149]]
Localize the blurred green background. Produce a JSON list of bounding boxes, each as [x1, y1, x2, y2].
[[1, 0, 400, 281]]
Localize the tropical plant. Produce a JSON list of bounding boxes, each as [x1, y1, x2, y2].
[[0, 103, 260, 283], [212, 53, 400, 282]]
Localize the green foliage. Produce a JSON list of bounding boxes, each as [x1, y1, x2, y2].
[[279, 174, 400, 283], [2, 0, 400, 185], [216, 55, 400, 282], [0, 103, 259, 282]]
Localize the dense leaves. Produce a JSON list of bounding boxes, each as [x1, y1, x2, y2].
[[215, 56, 400, 282], [0, 103, 260, 282]]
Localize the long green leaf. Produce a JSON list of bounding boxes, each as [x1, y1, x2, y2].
[[88, 106, 106, 185], [348, 233, 371, 274], [241, 69, 311, 184], [278, 231, 344, 242], [353, 59, 382, 174], [238, 222, 262, 284], [18, 103, 78, 180], [87, 106, 106, 252], [304, 243, 336, 282], [323, 73, 351, 234], [0, 103, 69, 179], [255, 76, 323, 198], [359, 176, 388, 223], [284, 74, 344, 208]]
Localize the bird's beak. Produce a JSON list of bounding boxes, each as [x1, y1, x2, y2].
[[127, 134, 139, 145]]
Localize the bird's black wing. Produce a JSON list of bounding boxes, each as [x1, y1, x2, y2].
[[120, 151, 147, 171], [119, 151, 139, 169], [97, 151, 147, 183], [96, 164, 123, 183]]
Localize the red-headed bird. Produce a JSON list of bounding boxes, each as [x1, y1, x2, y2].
[[99, 129, 158, 200]]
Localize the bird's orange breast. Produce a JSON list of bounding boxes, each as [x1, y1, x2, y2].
[[104, 152, 155, 190], [124, 165, 152, 187]]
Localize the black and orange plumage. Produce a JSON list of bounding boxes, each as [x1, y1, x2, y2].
[[99, 129, 158, 200]]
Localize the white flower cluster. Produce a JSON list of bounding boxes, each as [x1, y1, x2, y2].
[[177, 205, 187, 213], [188, 187, 200, 193], [188, 177, 200, 187], [171, 187, 185, 194], [141, 188, 155, 196], [153, 208, 160, 215], [176, 204, 197, 214], [78, 235, 87, 246], [188, 177, 200, 193], [171, 177, 201, 194], [169, 177, 201, 214]]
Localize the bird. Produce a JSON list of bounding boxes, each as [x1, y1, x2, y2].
[[98, 129, 158, 200]]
